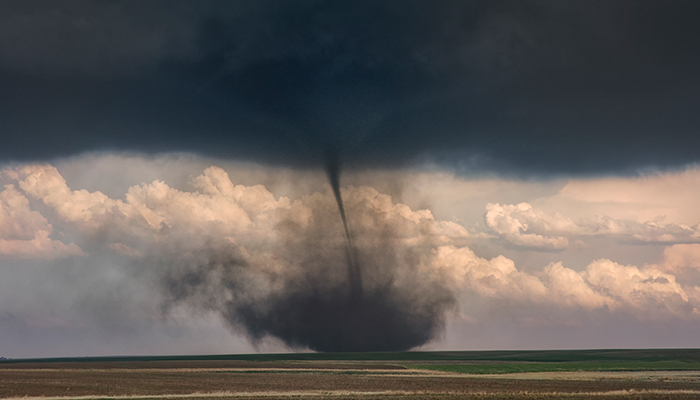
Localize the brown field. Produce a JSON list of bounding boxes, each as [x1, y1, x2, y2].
[[3, 358, 700, 400]]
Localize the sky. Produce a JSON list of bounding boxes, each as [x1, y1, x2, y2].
[[2, 1, 700, 358]]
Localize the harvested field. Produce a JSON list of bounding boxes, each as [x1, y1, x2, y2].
[[0, 360, 406, 371], [3, 350, 700, 399], [4, 368, 700, 399]]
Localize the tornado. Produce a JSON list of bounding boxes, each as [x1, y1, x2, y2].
[[325, 149, 363, 299], [161, 152, 455, 352]]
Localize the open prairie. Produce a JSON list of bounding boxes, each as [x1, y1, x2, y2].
[[4, 350, 700, 399]]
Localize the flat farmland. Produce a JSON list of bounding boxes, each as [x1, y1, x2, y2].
[[4, 350, 700, 399]]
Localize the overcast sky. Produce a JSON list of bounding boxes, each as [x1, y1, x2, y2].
[[3, 1, 700, 358]]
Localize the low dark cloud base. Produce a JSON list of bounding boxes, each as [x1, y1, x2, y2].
[[2, 1, 700, 175]]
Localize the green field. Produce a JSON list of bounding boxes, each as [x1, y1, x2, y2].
[[4, 348, 700, 364], [6, 348, 700, 376], [409, 360, 700, 374]]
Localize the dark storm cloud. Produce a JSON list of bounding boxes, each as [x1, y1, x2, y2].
[[2, 0, 700, 175]]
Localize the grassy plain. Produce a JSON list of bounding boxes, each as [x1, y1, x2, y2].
[[3, 349, 700, 399], [409, 360, 700, 374]]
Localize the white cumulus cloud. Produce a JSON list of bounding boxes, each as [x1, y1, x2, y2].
[[428, 245, 699, 319], [0, 184, 83, 259], [484, 202, 700, 251]]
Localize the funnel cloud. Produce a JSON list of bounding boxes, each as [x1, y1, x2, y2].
[[325, 150, 363, 300]]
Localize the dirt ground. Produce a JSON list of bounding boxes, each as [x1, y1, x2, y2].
[[3, 360, 700, 399], [0, 360, 405, 371]]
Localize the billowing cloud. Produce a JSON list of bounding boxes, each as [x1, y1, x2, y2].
[[658, 244, 700, 273], [541, 262, 609, 310], [430, 245, 698, 319], [484, 201, 700, 251], [8, 164, 467, 249], [484, 203, 572, 250], [0, 183, 82, 259], [430, 245, 547, 301], [582, 259, 692, 318]]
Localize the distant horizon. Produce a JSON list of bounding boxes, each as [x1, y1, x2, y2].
[[7, 347, 700, 363]]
